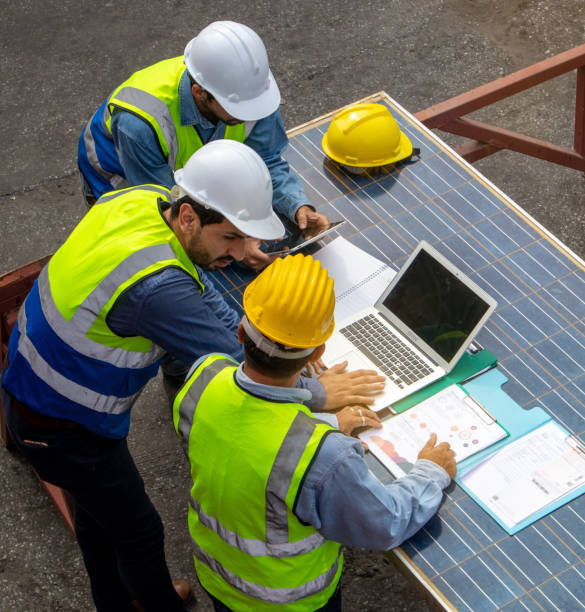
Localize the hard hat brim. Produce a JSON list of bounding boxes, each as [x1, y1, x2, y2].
[[223, 208, 286, 241], [215, 71, 281, 121]]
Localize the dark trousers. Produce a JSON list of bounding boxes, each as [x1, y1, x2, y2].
[[4, 395, 186, 612]]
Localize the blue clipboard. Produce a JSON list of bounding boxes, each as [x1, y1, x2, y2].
[[455, 368, 585, 534]]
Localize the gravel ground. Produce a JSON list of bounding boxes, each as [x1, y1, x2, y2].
[[1, 1, 584, 609]]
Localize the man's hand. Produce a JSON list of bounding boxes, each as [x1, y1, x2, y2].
[[295, 205, 330, 239], [303, 358, 327, 377], [417, 433, 457, 480], [337, 405, 381, 436], [319, 361, 386, 411], [240, 238, 276, 271]]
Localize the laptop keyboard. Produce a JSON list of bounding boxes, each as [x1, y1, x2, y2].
[[339, 314, 434, 388]]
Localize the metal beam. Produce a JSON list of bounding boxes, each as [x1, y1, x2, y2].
[[415, 43, 585, 130], [442, 117, 585, 171]]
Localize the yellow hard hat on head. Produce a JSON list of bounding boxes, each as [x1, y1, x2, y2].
[[243, 254, 335, 349], [322, 103, 413, 168]]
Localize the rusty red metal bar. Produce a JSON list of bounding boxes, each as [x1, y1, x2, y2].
[[0, 256, 75, 534], [415, 43, 585, 170]]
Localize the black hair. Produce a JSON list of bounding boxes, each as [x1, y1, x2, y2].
[[242, 330, 314, 378], [170, 196, 224, 226], [187, 74, 215, 102]]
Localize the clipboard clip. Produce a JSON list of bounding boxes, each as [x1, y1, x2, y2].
[[463, 394, 497, 425]]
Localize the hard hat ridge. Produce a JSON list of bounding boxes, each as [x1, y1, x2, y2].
[[243, 254, 335, 349]]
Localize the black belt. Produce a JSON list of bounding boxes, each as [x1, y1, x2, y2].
[[8, 396, 81, 430]]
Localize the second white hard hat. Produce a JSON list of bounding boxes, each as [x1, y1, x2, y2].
[[173, 140, 285, 240], [184, 21, 281, 121]]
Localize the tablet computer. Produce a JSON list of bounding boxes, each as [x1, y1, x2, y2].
[[267, 220, 345, 256]]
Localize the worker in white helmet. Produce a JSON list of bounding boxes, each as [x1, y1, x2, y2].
[[3, 141, 384, 612], [78, 20, 330, 270]]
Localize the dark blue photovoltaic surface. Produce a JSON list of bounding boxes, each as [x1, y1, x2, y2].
[[208, 93, 585, 611]]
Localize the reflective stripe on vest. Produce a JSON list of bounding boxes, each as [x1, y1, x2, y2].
[[104, 57, 251, 172], [187, 493, 326, 558], [82, 108, 127, 189], [37, 248, 167, 368], [15, 304, 142, 413], [175, 357, 341, 607], [192, 537, 341, 605]]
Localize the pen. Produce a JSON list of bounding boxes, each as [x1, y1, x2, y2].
[[460, 362, 497, 385]]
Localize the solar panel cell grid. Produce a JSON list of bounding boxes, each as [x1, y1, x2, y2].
[[208, 93, 585, 610]]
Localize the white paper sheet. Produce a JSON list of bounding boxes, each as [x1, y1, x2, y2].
[[459, 421, 585, 528], [360, 384, 508, 477], [313, 237, 396, 321]]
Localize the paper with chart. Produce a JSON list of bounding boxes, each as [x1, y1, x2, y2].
[[360, 384, 508, 478], [459, 420, 585, 529], [313, 237, 396, 321]]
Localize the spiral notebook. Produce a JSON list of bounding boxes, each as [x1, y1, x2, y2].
[[313, 237, 396, 321]]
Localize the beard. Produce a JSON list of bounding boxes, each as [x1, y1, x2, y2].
[[186, 233, 233, 270]]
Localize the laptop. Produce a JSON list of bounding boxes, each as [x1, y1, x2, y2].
[[322, 241, 497, 411]]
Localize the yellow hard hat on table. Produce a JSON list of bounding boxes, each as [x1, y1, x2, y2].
[[243, 254, 335, 349], [322, 103, 413, 173]]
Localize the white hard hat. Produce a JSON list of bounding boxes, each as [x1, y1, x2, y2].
[[184, 21, 281, 121], [173, 140, 285, 240]]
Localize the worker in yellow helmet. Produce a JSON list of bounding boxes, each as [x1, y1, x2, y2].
[[322, 103, 415, 175], [173, 254, 456, 611]]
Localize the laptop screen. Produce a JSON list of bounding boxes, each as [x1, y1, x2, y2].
[[379, 245, 494, 365]]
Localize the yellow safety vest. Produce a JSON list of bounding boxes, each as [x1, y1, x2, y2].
[[7, 184, 203, 436], [173, 355, 343, 611], [105, 56, 246, 171]]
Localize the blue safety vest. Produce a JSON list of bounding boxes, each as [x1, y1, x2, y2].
[[3, 185, 203, 438]]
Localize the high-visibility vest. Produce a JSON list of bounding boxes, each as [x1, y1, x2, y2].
[[173, 355, 343, 611], [3, 185, 204, 438], [78, 56, 248, 197]]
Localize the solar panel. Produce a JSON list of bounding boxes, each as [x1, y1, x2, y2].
[[208, 92, 585, 611]]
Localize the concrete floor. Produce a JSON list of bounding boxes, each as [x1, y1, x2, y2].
[[1, 1, 584, 610]]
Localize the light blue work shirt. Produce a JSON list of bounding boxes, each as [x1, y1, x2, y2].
[[186, 357, 450, 550], [110, 70, 309, 223]]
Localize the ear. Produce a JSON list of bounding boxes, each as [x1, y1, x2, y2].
[[237, 320, 245, 344], [178, 202, 200, 235], [191, 82, 204, 102], [308, 344, 326, 362]]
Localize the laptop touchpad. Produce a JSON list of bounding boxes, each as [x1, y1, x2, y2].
[[328, 350, 385, 384]]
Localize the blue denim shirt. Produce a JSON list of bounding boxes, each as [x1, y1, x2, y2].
[[107, 267, 326, 411], [110, 70, 309, 223], [184, 357, 450, 550]]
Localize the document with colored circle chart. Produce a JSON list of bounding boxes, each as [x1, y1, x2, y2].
[[360, 384, 509, 478]]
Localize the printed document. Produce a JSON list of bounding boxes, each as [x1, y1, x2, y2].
[[360, 384, 508, 478], [459, 421, 585, 529]]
